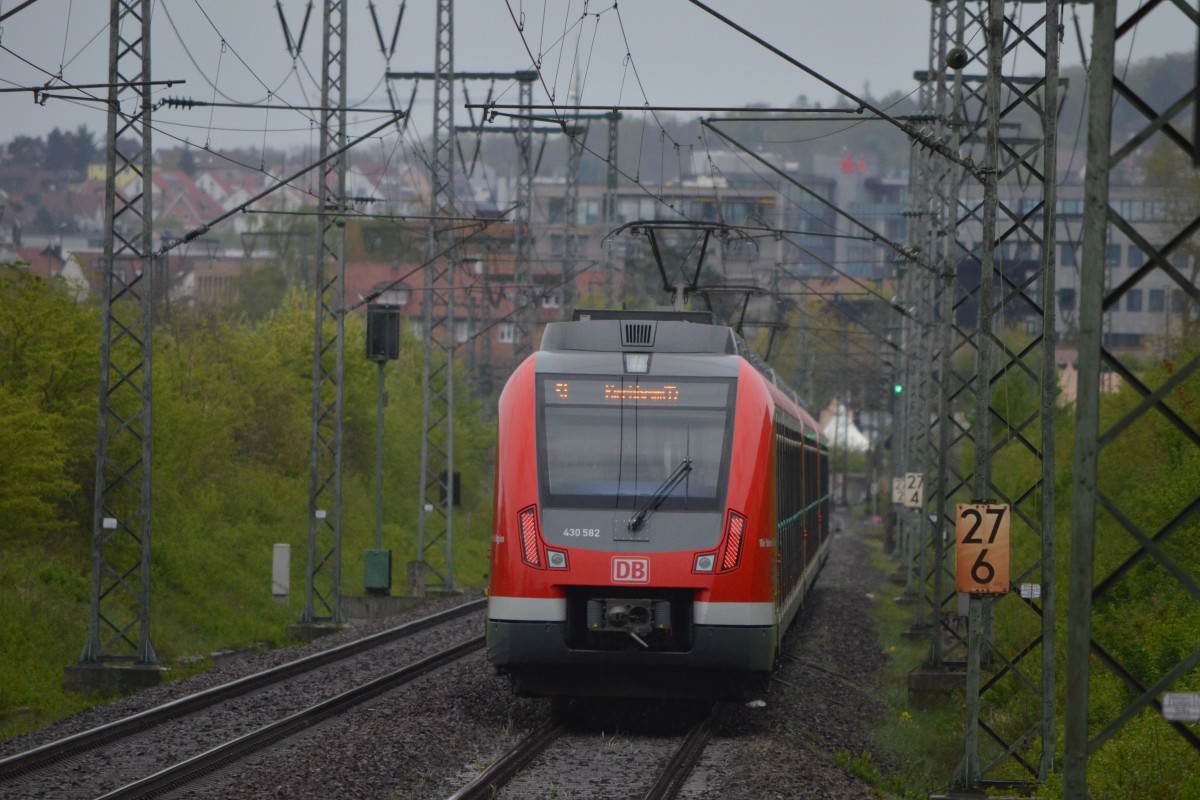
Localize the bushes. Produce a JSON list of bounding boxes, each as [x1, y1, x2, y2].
[[865, 341, 1200, 797], [0, 275, 495, 739], [0, 267, 99, 536]]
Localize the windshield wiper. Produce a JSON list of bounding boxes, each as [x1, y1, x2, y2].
[[627, 458, 692, 532]]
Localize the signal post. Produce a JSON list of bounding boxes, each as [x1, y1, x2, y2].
[[953, 502, 1011, 790]]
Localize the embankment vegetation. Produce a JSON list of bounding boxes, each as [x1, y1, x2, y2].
[[0, 266, 495, 739], [863, 342, 1199, 798]]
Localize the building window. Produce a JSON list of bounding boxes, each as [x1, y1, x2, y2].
[[1060, 243, 1077, 267], [541, 292, 561, 309], [1149, 289, 1165, 312], [1058, 288, 1076, 312], [1105, 333, 1142, 348], [1125, 289, 1142, 312], [684, 199, 718, 222], [579, 199, 601, 225], [569, 233, 588, 253], [1127, 245, 1144, 269], [1171, 289, 1185, 313], [1059, 199, 1083, 216], [1105, 244, 1122, 267], [498, 322, 516, 344], [456, 321, 473, 344], [617, 199, 639, 223]]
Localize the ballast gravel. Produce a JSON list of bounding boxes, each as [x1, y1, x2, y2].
[[1, 511, 898, 799]]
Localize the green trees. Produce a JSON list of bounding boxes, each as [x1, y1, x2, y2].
[[3, 126, 97, 177], [0, 271, 495, 738], [0, 266, 101, 733], [1060, 348, 1200, 799], [43, 126, 97, 178], [0, 267, 99, 536], [0, 386, 75, 533]]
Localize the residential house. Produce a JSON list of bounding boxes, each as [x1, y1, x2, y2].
[[152, 170, 225, 239]]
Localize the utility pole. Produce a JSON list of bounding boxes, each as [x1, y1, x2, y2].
[[901, 0, 945, 625], [902, 0, 1060, 792], [561, 97, 586, 317], [511, 72, 537, 363], [954, 0, 1002, 787], [390, 67, 567, 591], [68, 0, 161, 692], [414, 0, 457, 592], [605, 112, 621, 307], [1066, 0, 1200, 794], [297, 0, 349, 629], [455, 79, 608, 368], [1064, 6, 1116, 787]]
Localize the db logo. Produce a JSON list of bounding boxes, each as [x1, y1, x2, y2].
[[612, 557, 650, 583]]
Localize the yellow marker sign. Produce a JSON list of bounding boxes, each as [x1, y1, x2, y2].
[[902, 473, 923, 509], [955, 503, 1010, 595]]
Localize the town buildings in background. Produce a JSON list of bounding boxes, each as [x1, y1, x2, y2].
[[1, 134, 1190, 406]]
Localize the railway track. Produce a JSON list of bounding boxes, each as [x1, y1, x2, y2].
[[98, 636, 485, 799], [0, 598, 485, 792], [447, 701, 724, 800], [1, 515, 893, 799]]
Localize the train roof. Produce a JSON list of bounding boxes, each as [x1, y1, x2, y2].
[[542, 312, 736, 355], [537, 311, 825, 445]]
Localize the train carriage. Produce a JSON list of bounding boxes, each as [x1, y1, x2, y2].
[[486, 310, 830, 698]]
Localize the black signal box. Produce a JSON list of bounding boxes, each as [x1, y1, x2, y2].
[[366, 304, 401, 361]]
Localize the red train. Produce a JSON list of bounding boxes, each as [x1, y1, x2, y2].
[[486, 310, 831, 698]]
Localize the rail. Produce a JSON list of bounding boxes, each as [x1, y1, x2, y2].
[[0, 597, 486, 780]]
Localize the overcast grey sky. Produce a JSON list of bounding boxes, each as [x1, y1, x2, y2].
[[0, 1, 1193, 155]]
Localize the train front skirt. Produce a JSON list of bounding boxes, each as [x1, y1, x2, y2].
[[486, 594, 778, 698]]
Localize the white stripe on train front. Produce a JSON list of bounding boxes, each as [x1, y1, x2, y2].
[[488, 596, 775, 627], [693, 601, 775, 626], [488, 596, 567, 621]]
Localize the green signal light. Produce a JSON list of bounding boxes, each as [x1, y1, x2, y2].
[[893, 384, 903, 394]]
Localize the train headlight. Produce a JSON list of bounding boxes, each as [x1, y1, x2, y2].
[[624, 353, 651, 373], [693, 553, 716, 573], [547, 549, 569, 569]]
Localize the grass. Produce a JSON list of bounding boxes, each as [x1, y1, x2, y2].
[[834, 749, 906, 796], [0, 472, 491, 743], [852, 517, 977, 799], [0, 532, 298, 741], [855, 500, 1200, 800], [0, 286, 498, 745]]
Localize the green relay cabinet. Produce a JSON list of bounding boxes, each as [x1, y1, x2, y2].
[[363, 549, 392, 594]]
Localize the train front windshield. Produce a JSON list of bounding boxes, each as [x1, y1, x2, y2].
[[537, 376, 735, 511]]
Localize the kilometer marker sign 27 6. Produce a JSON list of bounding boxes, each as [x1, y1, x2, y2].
[[955, 503, 1011, 595]]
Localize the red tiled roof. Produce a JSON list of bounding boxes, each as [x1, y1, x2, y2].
[[11, 245, 66, 278], [152, 170, 225, 228]]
